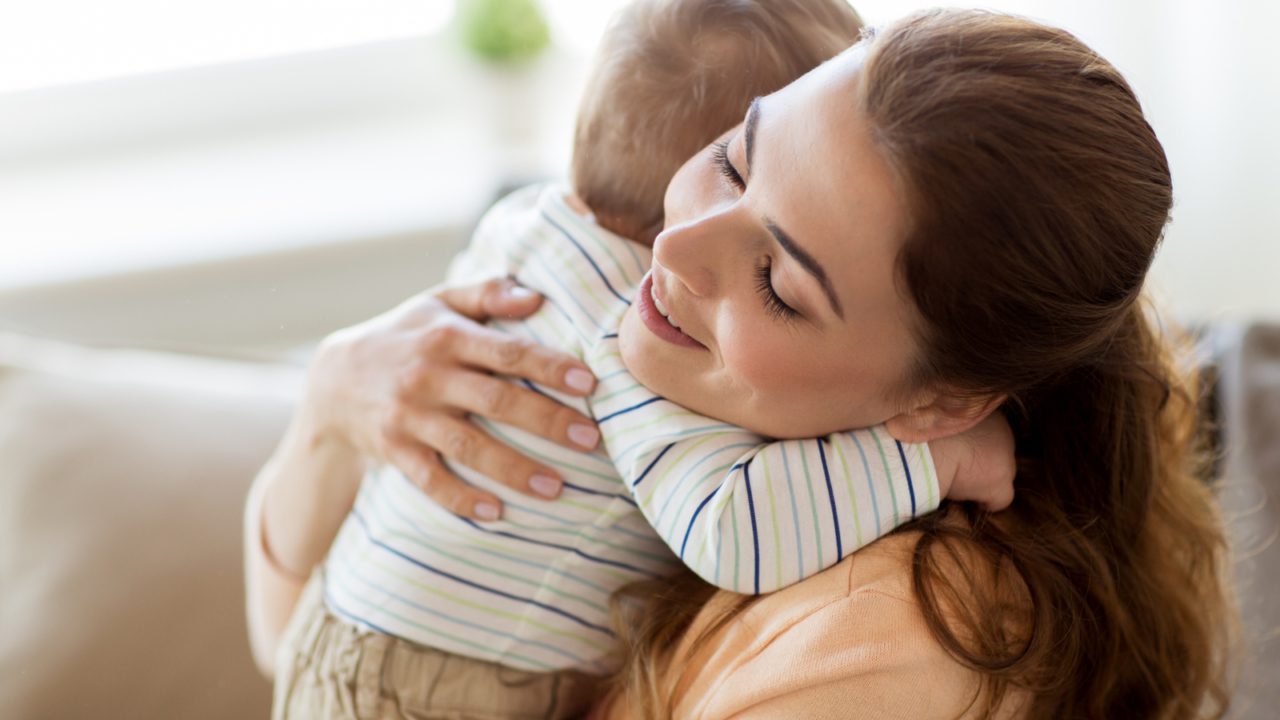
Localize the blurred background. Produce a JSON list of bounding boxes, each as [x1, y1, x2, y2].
[[0, 1, 1276, 718], [1, 0, 1277, 355]]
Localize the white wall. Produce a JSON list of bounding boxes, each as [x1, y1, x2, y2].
[[0, 0, 1275, 358]]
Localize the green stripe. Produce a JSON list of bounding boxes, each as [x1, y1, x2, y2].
[[498, 517, 675, 565], [594, 381, 644, 403], [691, 488, 731, 569], [867, 426, 900, 518], [656, 460, 736, 537], [830, 438, 864, 548], [379, 475, 635, 586], [537, 225, 611, 312], [637, 435, 717, 509], [916, 443, 937, 508], [798, 442, 825, 568], [478, 421, 617, 482], [553, 202, 640, 287], [333, 556, 556, 670], [606, 408, 707, 440], [352, 538, 611, 653], [761, 454, 784, 589], [731, 497, 742, 591]]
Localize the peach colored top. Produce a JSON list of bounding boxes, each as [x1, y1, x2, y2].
[[601, 531, 1027, 719]]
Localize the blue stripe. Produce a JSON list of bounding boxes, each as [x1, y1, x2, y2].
[[613, 422, 739, 464], [894, 440, 917, 517], [520, 378, 555, 400], [817, 439, 844, 560], [743, 463, 761, 594], [510, 262, 594, 338], [597, 396, 663, 423], [501, 496, 663, 547], [779, 443, 806, 581], [460, 518, 658, 578], [850, 433, 881, 537], [324, 588, 397, 637], [351, 510, 614, 635], [329, 549, 590, 666], [595, 368, 630, 383], [631, 443, 674, 487], [368, 477, 614, 598], [679, 487, 720, 559], [510, 235, 607, 334], [601, 332, 619, 339], [655, 443, 755, 535], [541, 211, 632, 306], [562, 481, 636, 506]]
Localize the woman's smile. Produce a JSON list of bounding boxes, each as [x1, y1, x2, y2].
[[636, 269, 706, 350]]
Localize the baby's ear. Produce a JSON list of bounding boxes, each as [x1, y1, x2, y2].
[[884, 391, 1006, 443]]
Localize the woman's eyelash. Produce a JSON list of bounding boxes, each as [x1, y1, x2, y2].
[[755, 259, 798, 322], [711, 140, 745, 189]]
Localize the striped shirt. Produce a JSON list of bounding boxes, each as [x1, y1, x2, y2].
[[322, 184, 939, 674]]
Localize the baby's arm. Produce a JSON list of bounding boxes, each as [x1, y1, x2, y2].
[[601, 402, 936, 594], [593, 347, 1014, 594]]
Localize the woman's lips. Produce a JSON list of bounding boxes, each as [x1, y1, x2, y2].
[[637, 272, 705, 349]]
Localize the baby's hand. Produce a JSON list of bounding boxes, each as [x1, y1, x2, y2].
[[930, 412, 1016, 511]]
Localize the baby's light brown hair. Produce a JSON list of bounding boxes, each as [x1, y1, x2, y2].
[[570, 0, 864, 246]]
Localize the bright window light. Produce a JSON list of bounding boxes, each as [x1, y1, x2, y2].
[[0, 0, 457, 94]]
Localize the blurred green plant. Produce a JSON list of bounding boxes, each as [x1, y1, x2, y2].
[[457, 0, 551, 63]]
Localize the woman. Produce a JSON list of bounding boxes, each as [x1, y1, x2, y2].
[[247, 9, 1234, 718]]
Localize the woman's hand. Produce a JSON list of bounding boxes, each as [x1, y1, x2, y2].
[[302, 277, 600, 520], [248, 277, 598, 676]]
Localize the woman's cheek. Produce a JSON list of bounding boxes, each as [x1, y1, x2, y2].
[[719, 326, 798, 399]]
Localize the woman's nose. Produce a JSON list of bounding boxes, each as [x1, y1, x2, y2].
[[652, 215, 724, 298]]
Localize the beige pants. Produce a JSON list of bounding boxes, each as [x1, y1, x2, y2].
[[272, 571, 602, 720]]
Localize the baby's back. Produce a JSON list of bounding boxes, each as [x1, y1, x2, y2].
[[321, 185, 676, 673]]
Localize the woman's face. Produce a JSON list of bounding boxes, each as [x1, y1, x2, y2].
[[618, 48, 922, 439]]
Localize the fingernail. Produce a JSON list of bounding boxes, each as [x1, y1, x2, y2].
[[475, 502, 501, 521], [530, 474, 562, 499], [508, 286, 537, 301], [568, 423, 600, 449], [565, 368, 594, 393]]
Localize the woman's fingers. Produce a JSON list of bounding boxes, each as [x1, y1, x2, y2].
[[439, 371, 601, 452], [438, 320, 597, 398], [383, 439, 504, 520], [396, 408, 567, 501], [435, 277, 543, 322]]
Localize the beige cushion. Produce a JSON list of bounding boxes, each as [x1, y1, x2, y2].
[[0, 334, 302, 719]]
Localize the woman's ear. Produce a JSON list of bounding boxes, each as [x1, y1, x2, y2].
[[884, 391, 1007, 443]]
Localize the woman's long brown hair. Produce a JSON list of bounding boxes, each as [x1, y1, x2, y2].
[[609, 9, 1235, 719]]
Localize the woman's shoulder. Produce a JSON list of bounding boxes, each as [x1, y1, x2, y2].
[[729, 530, 929, 651], [666, 529, 1029, 719], [738, 529, 923, 630]]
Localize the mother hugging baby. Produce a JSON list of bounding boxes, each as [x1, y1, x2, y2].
[[246, 1, 1235, 718]]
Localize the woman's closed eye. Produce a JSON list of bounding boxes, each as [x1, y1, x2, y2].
[[712, 140, 745, 190], [756, 258, 798, 322], [714, 139, 799, 323]]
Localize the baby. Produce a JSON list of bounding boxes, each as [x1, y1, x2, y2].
[[284, 0, 1011, 716]]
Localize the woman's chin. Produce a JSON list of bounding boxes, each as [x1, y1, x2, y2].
[[617, 305, 674, 394]]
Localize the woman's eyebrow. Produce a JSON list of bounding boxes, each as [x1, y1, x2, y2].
[[766, 219, 845, 319], [745, 97, 761, 169]]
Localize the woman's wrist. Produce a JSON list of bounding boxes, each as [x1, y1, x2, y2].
[[259, 411, 366, 579]]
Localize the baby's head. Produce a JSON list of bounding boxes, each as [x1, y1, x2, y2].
[[570, 0, 863, 246]]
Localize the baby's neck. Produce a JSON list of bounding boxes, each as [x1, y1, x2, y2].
[[563, 191, 593, 217], [563, 190, 659, 248]]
